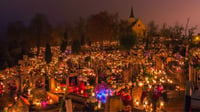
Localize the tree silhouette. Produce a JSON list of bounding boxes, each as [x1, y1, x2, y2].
[[45, 43, 52, 64], [60, 40, 67, 53], [80, 35, 85, 46], [29, 14, 51, 57], [86, 11, 116, 41], [71, 40, 81, 54], [120, 33, 137, 50]]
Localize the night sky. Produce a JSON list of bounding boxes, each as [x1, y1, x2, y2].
[[1, 0, 200, 39]]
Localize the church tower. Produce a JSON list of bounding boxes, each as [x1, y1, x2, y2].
[[128, 7, 147, 38], [128, 7, 135, 23]]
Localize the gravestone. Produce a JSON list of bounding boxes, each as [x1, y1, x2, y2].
[[65, 99, 73, 112], [105, 96, 123, 112], [50, 78, 55, 90]]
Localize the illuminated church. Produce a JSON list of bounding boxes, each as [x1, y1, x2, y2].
[[128, 7, 147, 38]]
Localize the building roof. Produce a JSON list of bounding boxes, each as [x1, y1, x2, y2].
[[130, 19, 139, 26]]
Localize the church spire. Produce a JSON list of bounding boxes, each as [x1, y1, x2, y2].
[[129, 7, 134, 18]]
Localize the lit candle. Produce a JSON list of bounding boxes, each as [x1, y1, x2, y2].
[[98, 101, 101, 109], [92, 92, 95, 96], [55, 88, 58, 92], [139, 82, 143, 87], [50, 99, 53, 104], [81, 90, 84, 94], [136, 100, 139, 106], [28, 88, 31, 95], [160, 101, 164, 107]]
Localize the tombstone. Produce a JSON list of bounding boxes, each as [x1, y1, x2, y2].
[[132, 87, 143, 105], [105, 96, 124, 112], [21, 75, 31, 94], [15, 77, 20, 93], [32, 76, 45, 89], [67, 73, 78, 87], [122, 69, 130, 83], [5, 78, 18, 96], [65, 99, 73, 112], [50, 78, 55, 90]]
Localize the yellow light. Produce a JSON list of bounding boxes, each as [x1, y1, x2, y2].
[[136, 100, 139, 106], [87, 83, 90, 86], [196, 36, 200, 41], [139, 82, 143, 87], [128, 82, 132, 86], [81, 90, 84, 94], [154, 76, 157, 79], [145, 77, 148, 81], [92, 92, 95, 96], [98, 101, 101, 108], [149, 85, 152, 89], [50, 99, 53, 104], [160, 101, 164, 107], [63, 88, 66, 91], [36, 102, 40, 106], [28, 88, 31, 95], [144, 101, 148, 105], [153, 80, 156, 84], [14, 96, 18, 101]]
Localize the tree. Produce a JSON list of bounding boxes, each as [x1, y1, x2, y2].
[[80, 34, 85, 46], [75, 17, 86, 38], [118, 20, 132, 36], [87, 38, 92, 47], [71, 40, 81, 54], [160, 23, 171, 38], [110, 13, 120, 40], [45, 43, 52, 64], [180, 47, 186, 57], [5, 21, 28, 66], [145, 36, 149, 50], [86, 11, 116, 42], [145, 21, 159, 50], [50, 25, 65, 46], [64, 28, 68, 41], [119, 33, 137, 51], [172, 24, 184, 39], [60, 40, 67, 53], [29, 14, 51, 57], [147, 21, 159, 38], [188, 25, 197, 41]]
